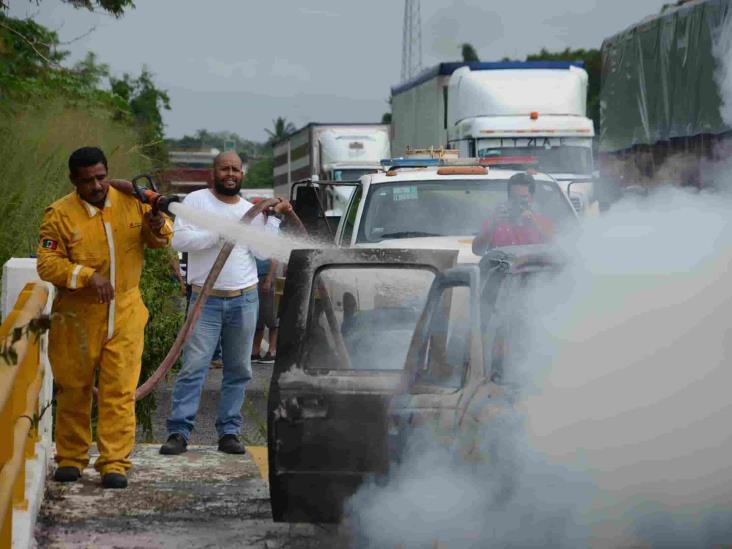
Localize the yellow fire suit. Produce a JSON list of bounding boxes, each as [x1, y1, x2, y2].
[[36, 186, 172, 475]]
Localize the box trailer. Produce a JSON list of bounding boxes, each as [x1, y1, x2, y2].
[[599, 0, 732, 195], [272, 123, 390, 202]]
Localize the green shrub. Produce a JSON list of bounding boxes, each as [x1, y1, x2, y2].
[[137, 247, 184, 440], [0, 100, 180, 439]]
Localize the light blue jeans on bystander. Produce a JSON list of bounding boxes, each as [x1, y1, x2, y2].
[[166, 289, 258, 441]]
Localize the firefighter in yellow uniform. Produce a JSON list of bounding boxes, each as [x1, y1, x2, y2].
[[37, 147, 172, 489]]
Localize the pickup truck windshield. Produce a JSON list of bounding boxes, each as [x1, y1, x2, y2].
[[478, 146, 593, 175], [356, 178, 575, 243]]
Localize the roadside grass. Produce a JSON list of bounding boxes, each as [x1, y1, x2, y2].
[[0, 100, 180, 438], [0, 100, 149, 267]]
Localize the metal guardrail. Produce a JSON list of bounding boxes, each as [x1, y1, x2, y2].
[[0, 283, 49, 548]]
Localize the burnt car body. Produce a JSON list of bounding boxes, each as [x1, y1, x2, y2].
[[389, 245, 562, 462], [268, 245, 561, 523], [268, 248, 457, 522]]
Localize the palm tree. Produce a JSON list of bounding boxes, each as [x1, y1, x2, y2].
[[265, 117, 297, 145]]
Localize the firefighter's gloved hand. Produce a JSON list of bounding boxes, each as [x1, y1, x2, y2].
[[89, 272, 115, 304], [144, 210, 165, 232]]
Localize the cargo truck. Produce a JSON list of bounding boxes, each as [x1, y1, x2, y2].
[[272, 123, 390, 217], [390, 62, 597, 214], [599, 0, 732, 196]]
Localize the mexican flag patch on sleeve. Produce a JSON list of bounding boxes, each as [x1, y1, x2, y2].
[[41, 239, 58, 250]]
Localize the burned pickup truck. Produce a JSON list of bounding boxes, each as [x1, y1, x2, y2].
[[267, 245, 562, 523]]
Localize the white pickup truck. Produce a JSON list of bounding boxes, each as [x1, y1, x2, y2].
[[333, 158, 578, 264]]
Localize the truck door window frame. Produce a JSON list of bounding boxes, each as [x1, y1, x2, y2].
[[410, 269, 480, 392], [300, 264, 438, 372], [340, 185, 363, 246]]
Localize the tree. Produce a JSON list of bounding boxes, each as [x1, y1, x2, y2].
[[381, 112, 392, 124], [166, 129, 268, 160], [0, 0, 135, 17], [265, 117, 296, 145], [72, 51, 109, 88], [111, 66, 171, 164], [461, 43, 480, 62], [244, 155, 273, 188]]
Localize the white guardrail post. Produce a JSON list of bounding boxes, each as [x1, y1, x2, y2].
[[1, 258, 54, 549]]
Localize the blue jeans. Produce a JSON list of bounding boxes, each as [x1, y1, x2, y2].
[[166, 290, 258, 441]]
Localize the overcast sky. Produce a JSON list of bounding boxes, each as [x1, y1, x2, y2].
[[10, 0, 668, 142]]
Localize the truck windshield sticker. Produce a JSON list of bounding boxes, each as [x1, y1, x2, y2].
[[392, 186, 419, 201]]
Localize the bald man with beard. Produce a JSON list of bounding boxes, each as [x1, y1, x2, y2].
[[160, 151, 292, 456]]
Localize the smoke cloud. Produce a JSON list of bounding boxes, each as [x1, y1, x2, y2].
[[345, 187, 732, 547]]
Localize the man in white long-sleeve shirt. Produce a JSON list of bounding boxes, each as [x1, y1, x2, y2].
[[160, 151, 292, 456]]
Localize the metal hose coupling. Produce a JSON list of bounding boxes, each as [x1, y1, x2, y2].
[[108, 176, 180, 216], [151, 193, 181, 216]]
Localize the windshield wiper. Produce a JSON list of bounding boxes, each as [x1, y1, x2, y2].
[[379, 231, 440, 239]]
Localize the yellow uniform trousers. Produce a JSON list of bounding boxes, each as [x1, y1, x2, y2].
[[49, 287, 148, 475]]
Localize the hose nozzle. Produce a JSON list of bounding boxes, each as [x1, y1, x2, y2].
[[153, 194, 181, 216]]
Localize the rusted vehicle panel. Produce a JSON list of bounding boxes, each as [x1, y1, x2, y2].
[[268, 248, 458, 523], [391, 245, 563, 461]]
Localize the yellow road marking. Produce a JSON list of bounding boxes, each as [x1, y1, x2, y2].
[[247, 446, 268, 481]]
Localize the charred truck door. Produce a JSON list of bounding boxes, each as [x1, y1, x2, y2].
[[268, 248, 457, 523], [388, 266, 484, 459]]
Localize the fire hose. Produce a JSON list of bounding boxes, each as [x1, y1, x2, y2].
[[108, 177, 307, 400]]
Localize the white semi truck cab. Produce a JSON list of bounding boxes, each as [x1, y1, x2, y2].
[[390, 62, 597, 216], [447, 64, 596, 214]]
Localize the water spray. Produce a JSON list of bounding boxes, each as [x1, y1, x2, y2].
[[108, 179, 307, 400]]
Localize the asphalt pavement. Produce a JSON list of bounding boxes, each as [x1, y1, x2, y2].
[[34, 362, 353, 548], [143, 360, 274, 447]]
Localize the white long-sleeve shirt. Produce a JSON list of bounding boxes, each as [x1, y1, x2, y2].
[[172, 189, 280, 290]]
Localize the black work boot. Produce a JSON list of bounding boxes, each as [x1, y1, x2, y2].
[[53, 466, 81, 482], [160, 433, 188, 455], [101, 472, 128, 489], [218, 434, 246, 454]]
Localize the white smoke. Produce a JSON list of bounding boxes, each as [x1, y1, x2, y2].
[[346, 188, 732, 547], [168, 201, 321, 262]]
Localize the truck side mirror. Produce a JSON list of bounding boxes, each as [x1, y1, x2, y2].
[[293, 185, 337, 243]]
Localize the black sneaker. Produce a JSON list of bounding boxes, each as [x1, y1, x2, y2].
[[251, 354, 261, 363], [259, 353, 275, 364], [218, 434, 246, 454], [101, 472, 128, 489], [160, 433, 188, 455], [53, 466, 81, 482]]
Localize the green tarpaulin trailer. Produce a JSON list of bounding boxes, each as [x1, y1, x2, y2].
[[600, 0, 732, 186]]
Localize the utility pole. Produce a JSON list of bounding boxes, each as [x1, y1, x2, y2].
[[401, 0, 423, 82]]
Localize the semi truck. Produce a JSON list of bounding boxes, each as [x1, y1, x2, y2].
[[390, 62, 597, 214], [599, 0, 732, 194], [272, 123, 390, 215]]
